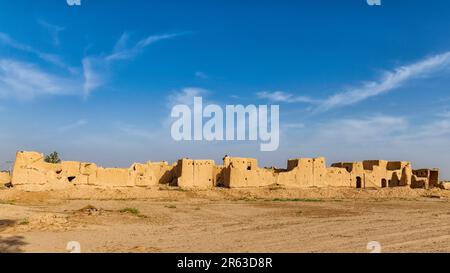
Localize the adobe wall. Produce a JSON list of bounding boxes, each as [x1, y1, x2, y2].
[[330, 162, 364, 188], [214, 165, 225, 187], [275, 158, 354, 188], [0, 171, 11, 185], [11, 151, 65, 189], [362, 160, 391, 188], [331, 160, 413, 189], [277, 158, 327, 188], [176, 159, 216, 189], [223, 157, 276, 188], [7, 151, 442, 191], [325, 167, 353, 187], [441, 182, 450, 190], [411, 169, 440, 189], [130, 162, 175, 187], [11, 151, 177, 190]]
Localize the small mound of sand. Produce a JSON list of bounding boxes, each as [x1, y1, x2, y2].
[[77, 205, 102, 216]]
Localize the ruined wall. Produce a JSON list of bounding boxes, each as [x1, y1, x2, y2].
[[331, 160, 413, 189], [363, 160, 390, 188], [214, 165, 225, 187], [412, 169, 440, 189], [11, 151, 65, 189], [411, 175, 428, 189], [0, 171, 11, 185], [176, 159, 216, 189], [223, 157, 276, 188], [7, 151, 440, 191], [11, 151, 178, 190], [275, 158, 353, 188], [398, 162, 413, 187], [222, 157, 353, 189], [11, 152, 101, 189], [130, 162, 175, 187], [441, 182, 450, 190], [325, 167, 353, 187], [277, 158, 327, 188], [331, 162, 365, 188]]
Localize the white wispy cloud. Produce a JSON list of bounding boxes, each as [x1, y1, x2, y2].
[[0, 32, 83, 99], [0, 30, 187, 99], [0, 30, 186, 99], [167, 87, 208, 106], [395, 112, 450, 140], [290, 112, 450, 153], [106, 32, 187, 61], [38, 19, 65, 47], [80, 31, 187, 96], [437, 111, 450, 119], [115, 121, 154, 140], [0, 32, 68, 69], [315, 115, 408, 142], [318, 51, 450, 111], [257, 52, 450, 113], [57, 119, 88, 132], [257, 91, 318, 104], [82, 57, 106, 97], [278, 114, 450, 177], [0, 59, 81, 99]]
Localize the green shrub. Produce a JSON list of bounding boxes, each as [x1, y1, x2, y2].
[[44, 152, 62, 164]]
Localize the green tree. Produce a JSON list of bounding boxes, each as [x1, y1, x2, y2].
[[44, 151, 61, 164]]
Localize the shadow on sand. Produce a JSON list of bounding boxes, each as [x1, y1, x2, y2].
[[0, 220, 28, 253]]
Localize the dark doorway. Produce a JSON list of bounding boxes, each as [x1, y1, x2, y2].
[[356, 177, 362, 189], [381, 179, 387, 188]]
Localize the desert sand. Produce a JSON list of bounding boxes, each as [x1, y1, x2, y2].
[[1, 186, 450, 253]]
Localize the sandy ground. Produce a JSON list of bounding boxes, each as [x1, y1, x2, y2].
[[1, 186, 450, 253]]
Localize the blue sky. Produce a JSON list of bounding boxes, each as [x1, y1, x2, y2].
[[1, 0, 450, 178]]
